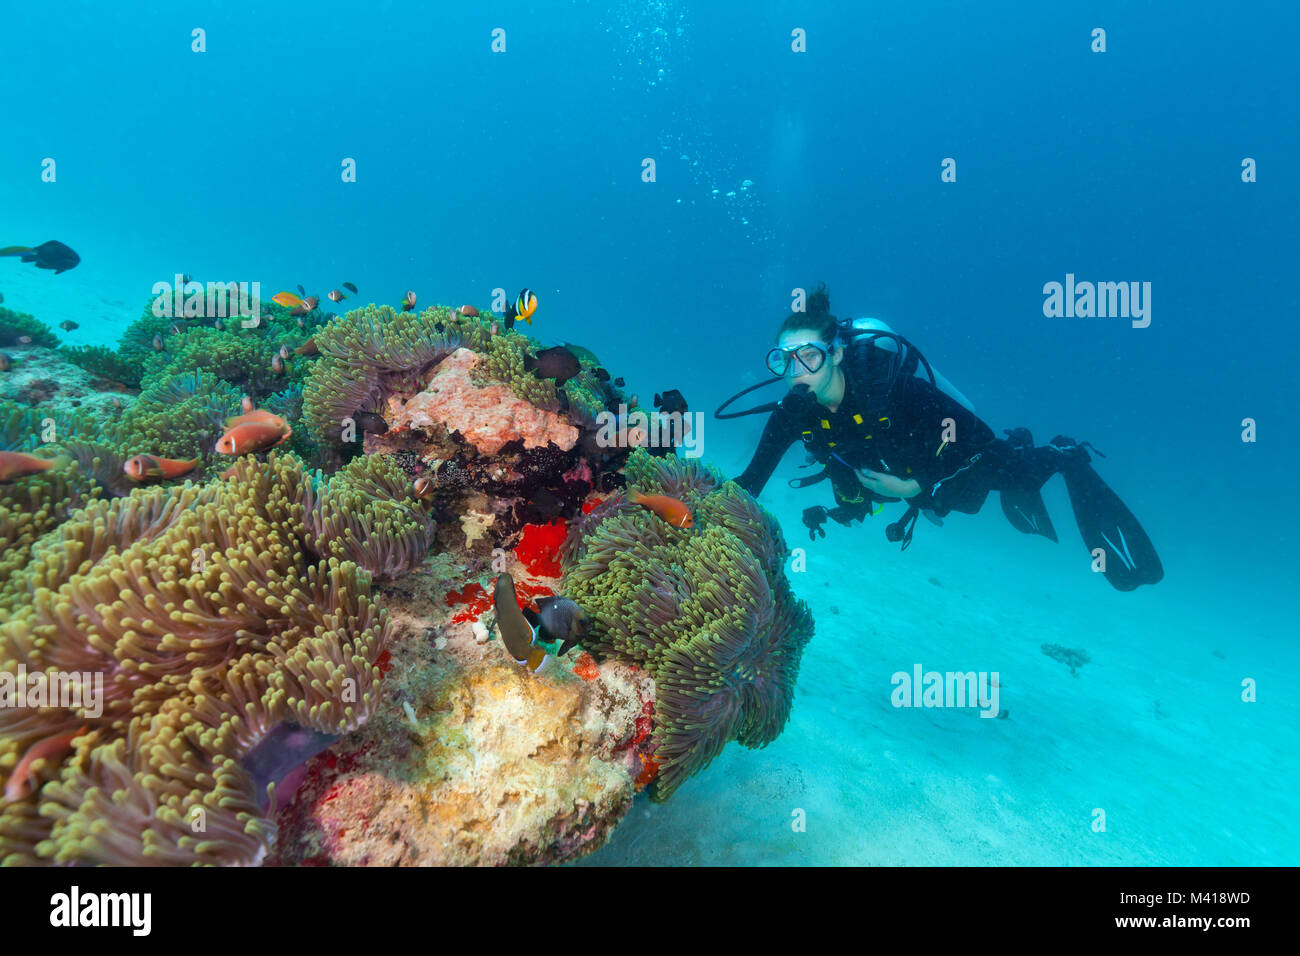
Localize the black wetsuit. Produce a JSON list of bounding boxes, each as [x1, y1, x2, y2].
[[736, 344, 1052, 523], [733, 337, 1163, 589]]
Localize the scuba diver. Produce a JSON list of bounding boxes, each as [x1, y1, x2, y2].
[[718, 285, 1163, 591]]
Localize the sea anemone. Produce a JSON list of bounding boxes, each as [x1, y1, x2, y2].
[[0, 452, 391, 865], [560, 450, 814, 801], [302, 453, 437, 582], [302, 304, 466, 446]]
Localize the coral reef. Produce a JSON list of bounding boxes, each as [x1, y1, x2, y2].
[[269, 547, 651, 866], [116, 370, 241, 475], [0, 453, 391, 864], [389, 348, 579, 456], [0, 306, 58, 350], [59, 345, 145, 390], [301, 303, 467, 448], [0, 289, 737, 865], [559, 450, 814, 802], [1, 345, 132, 421]]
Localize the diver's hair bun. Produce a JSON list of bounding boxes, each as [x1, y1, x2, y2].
[[778, 281, 839, 346], [806, 282, 832, 318]]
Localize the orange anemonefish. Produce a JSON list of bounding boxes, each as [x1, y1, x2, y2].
[[628, 490, 694, 528], [328, 289, 347, 303], [0, 451, 67, 483], [215, 420, 291, 455], [123, 454, 199, 482], [503, 288, 537, 329], [493, 573, 549, 673], [224, 408, 290, 431], [3, 725, 89, 802], [402, 291, 417, 311]]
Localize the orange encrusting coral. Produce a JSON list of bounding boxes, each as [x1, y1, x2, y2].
[[572, 652, 600, 681]]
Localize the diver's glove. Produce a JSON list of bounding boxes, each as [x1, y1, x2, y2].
[[802, 506, 829, 540], [780, 383, 817, 415]]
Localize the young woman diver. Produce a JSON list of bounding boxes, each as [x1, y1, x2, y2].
[[718, 285, 1163, 591]]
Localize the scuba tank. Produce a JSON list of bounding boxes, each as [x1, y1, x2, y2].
[[839, 317, 976, 414]]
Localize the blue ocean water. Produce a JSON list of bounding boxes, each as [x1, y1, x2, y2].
[[2, 1, 1297, 865]]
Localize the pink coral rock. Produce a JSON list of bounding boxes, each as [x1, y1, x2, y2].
[[388, 348, 578, 456]]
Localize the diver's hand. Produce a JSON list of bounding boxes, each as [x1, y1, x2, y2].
[[781, 384, 817, 415], [855, 468, 921, 499], [801, 506, 829, 540]]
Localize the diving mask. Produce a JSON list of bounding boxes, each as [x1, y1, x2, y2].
[[766, 341, 831, 377]]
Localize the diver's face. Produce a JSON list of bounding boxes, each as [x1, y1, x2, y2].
[[778, 329, 841, 400]]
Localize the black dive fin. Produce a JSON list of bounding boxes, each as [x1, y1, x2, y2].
[[1061, 461, 1163, 591], [1000, 485, 1058, 542]]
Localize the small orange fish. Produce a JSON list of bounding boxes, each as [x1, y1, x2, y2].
[[215, 421, 291, 455], [152, 334, 164, 351], [272, 354, 284, 374], [460, 304, 479, 317], [111, 396, 122, 409], [402, 291, 417, 311], [278, 345, 291, 360], [123, 454, 199, 482], [224, 408, 289, 431], [240, 394, 254, 413], [0, 451, 65, 482], [413, 476, 435, 499], [272, 291, 303, 309], [328, 289, 347, 302], [219, 463, 240, 479], [296, 316, 305, 330], [295, 338, 319, 356], [629, 490, 694, 529], [0, 353, 11, 372], [3, 725, 89, 802]]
